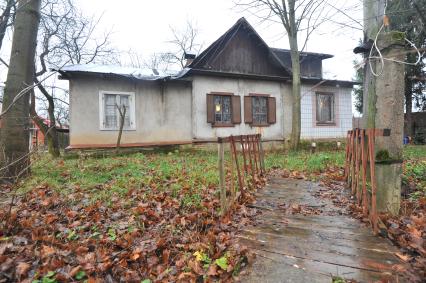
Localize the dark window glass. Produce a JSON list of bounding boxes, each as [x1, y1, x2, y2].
[[252, 96, 267, 125], [316, 93, 335, 124], [214, 95, 232, 124]]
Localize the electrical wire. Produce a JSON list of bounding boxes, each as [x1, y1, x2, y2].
[[368, 0, 422, 77]]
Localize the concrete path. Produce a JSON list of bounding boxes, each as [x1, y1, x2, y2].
[[238, 178, 406, 283]]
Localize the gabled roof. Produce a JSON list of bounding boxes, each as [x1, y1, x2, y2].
[[189, 17, 291, 76]]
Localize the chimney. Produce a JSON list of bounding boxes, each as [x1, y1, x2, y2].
[[184, 52, 196, 67]]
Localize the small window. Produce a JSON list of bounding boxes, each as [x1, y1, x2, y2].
[[206, 93, 241, 126], [316, 92, 335, 125], [100, 92, 135, 130], [252, 96, 268, 125], [214, 95, 232, 124], [244, 95, 276, 126]]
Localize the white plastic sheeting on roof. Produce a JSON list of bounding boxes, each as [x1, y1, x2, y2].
[[58, 64, 189, 81]]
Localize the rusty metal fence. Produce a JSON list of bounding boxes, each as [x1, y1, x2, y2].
[[344, 128, 390, 234], [218, 134, 265, 215]]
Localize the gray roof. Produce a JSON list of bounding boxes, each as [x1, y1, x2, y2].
[[57, 64, 189, 81], [271, 48, 334, 60]]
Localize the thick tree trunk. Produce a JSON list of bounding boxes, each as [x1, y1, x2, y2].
[[0, 0, 41, 182], [288, 35, 301, 150]]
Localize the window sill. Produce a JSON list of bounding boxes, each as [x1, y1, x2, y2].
[[250, 123, 270, 128], [316, 122, 336, 126], [100, 128, 137, 131], [211, 123, 235, 128]]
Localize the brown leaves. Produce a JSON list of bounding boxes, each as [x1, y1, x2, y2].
[[16, 262, 30, 279], [40, 245, 55, 259], [0, 155, 260, 283]]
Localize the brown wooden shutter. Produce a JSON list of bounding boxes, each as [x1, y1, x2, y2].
[[231, 95, 241, 124], [267, 96, 276, 124], [206, 93, 214, 123], [244, 96, 253, 124]]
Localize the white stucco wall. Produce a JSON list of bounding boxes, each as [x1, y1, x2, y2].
[[69, 76, 192, 146], [191, 75, 292, 141], [68, 75, 353, 147], [300, 84, 353, 139]]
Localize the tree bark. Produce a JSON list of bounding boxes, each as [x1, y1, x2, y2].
[[34, 79, 60, 157], [116, 105, 126, 154], [30, 88, 60, 157], [0, 0, 41, 182], [289, 35, 301, 150], [288, 0, 301, 150]]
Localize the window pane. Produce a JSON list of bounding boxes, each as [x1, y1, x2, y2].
[[119, 95, 131, 127], [104, 94, 117, 128], [317, 93, 334, 123], [252, 96, 267, 124], [214, 95, 231, 124]]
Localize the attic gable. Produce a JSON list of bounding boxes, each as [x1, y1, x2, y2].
[[190, 18, 290, 79]]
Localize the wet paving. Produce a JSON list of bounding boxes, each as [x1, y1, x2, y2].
[[238, 178, 406, 283]]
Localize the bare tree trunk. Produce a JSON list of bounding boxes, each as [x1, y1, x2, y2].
[[34, 78, 60, 157], [288, 0, 301, 150], [116, 105, 126, 153], [0, 0, 41, 182], [289, 35, 301, 150], [30, 89, 60, 157]]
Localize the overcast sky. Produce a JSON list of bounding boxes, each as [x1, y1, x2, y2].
[[74, 0, 364, 81], [0, 0, 364, 87]]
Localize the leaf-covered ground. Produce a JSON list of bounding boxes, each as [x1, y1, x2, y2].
[[0, 146, 425, 282], [0, 150, 263, 282]]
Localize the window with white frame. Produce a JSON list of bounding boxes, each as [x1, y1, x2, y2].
[[99, 92, 135, 130]]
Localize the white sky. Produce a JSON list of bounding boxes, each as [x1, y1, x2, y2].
[[0, 0, 364, 117], [75, 0, 364, 81]]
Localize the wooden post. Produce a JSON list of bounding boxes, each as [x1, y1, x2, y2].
[[218, 140, 226, 215], [258, 135, 265, 173]]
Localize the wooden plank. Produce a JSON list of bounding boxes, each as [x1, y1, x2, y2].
[[239, 236, 400, 273], [240, 229, 399, 261], [246, 249, 401, 283]]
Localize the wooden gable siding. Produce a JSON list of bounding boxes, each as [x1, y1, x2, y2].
[[274, 52, 323, 78], [207, 27, 286, 77]]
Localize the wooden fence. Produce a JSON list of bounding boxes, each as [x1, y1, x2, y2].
[[218, 134, 265, 215], [344, 128, 390, 234]]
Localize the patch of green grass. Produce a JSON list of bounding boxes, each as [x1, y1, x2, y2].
[[20, 149, 220, 207], [18, 145, 426, 206], [403, 145, 426, 160], [265, 150, 345, 173]]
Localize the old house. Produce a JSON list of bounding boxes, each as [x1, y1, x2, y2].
[[58, 18, 355, 149]]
